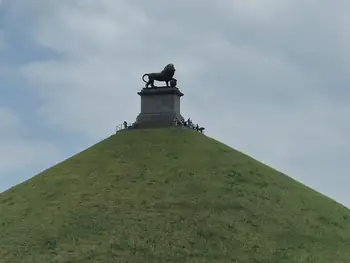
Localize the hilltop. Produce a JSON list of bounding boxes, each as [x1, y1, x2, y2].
[[0, 128, 349, 262]]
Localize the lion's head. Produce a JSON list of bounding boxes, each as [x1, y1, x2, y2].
[[162, 63, 175, 77]]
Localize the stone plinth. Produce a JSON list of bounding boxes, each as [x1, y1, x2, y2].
[[136, 86, 184, 128]]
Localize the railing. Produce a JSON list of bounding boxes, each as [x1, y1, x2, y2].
[[116, 121, 137, 133], [116, 123, 124, 132]]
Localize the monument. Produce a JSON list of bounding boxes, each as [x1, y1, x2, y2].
[[135, 63, 185, 128]]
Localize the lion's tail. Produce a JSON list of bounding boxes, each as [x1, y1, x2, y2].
[[142, 74, 148, 83]]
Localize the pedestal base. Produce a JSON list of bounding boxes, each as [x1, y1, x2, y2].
[[136, 112, 184, 129], [135, 86, 184, 129]]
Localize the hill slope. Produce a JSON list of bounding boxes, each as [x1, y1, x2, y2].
[[0, 128, 350, 263]]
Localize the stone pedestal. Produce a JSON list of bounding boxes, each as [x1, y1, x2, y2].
[[136, 86, 184, 128]]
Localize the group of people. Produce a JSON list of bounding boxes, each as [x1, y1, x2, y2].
[[122, 120, 137, 129], [117, 118, 205, 134], [174, 117, 205, 133]]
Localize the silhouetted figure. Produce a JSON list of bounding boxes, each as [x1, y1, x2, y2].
[[196, 124, 199, 131], [123, 121, 127, 129], [187, 118, 192, 128], [199, 127, 205, 134], [175, 118, 182, 126], [179, 118, 184, 126]]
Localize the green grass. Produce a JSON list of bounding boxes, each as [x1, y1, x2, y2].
[[1, 128, 350, 262]]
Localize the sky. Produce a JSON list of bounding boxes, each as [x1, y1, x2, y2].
[[0, 0, 349, 207]]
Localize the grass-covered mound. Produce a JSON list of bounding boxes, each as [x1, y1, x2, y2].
[[0, 128, 349, 263]]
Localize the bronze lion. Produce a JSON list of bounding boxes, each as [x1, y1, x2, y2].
[[142, 63, 176, 88]]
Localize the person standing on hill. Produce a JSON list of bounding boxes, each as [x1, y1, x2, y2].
[[187, 118, 192, 128]]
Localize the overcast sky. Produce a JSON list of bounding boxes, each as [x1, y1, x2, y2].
[[0, 0, 349, 207]]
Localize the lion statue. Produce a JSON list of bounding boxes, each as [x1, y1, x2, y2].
[[142, 63, 176, 88]]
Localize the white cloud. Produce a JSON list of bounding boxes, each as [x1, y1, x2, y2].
[[29, 1, 150, 58], [222, 0, 296, 27], [0, 139, 61, 175], [0, 108, 63, 188], [0, 108, 20, 132]]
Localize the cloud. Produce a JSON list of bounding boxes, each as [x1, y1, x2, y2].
[[0, 138, 63, 193], [0, 107, 63, 191], [1, 0, 350, 206], [0, 138, 61, 175], [0, 31, 5, 50], [0, 107, 20, 132]]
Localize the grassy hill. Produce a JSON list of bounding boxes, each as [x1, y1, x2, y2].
[[0, 128, 350, 263]]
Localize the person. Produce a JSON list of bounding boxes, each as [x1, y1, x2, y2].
[[196, 124, 199, 131], [123, 121, 127, 129], [174, 117, 178, 126]]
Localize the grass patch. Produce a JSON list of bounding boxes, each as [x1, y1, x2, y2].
[[0, 128, 349, 262]]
